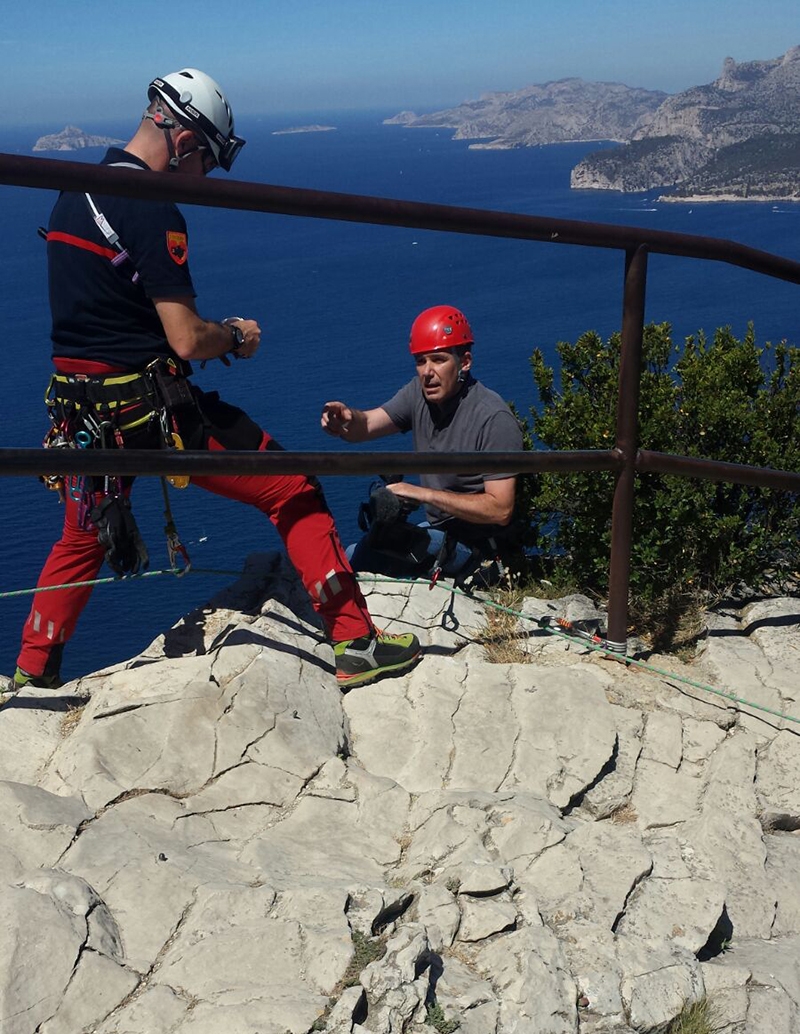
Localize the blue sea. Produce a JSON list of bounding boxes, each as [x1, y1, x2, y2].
[[1, 110, 799, 680]]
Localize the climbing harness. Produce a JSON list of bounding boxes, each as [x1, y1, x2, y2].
[[356, 480, 508, 592], [40, 364, 193, 575]]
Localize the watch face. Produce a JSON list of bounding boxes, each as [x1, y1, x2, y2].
[[231, 324, 245, 348]]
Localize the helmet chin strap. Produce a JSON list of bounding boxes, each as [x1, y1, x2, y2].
[[143, 103, 183, 171]]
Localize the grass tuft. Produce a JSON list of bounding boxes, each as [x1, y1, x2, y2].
[[425, 1000, 460, 1033], [340, 929, 386, 989], [476, 586, 531, 664], [654, 997, 723, 1034], [610, 802, 638, 825], [60, 702, 87, 737]]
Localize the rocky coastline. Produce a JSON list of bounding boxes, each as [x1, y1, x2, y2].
[[659, 193, 800, 204], [384, 79, 665, 152], [390, 47, 800, 200], [571, 49, 800, 197]]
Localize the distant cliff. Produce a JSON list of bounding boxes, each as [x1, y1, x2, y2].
[[572, 47, 800, 198], [33, 125, 124, 152], [384, 79, 667, 149]]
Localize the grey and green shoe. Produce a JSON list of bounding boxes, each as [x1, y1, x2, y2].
[[6, 667, 63, 695], [334, 631, 421, 689]]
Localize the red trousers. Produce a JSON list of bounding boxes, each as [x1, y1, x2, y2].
[[18, 428, 374, 677]]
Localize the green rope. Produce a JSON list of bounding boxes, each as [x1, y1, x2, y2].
[[0, 566, 242, 599], [358, 573, 800, 728], [1, 562, 794, 727]]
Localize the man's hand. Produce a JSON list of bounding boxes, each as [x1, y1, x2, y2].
[[228, 318, 261, 359], [321, 402, 399, 442], [385, 481, 426, 504], [321, 401, 353, 438]]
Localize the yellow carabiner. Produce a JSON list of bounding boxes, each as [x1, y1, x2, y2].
[[167, 431, 190, 489]]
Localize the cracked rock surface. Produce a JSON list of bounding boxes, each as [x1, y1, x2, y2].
[[0, 552, 799, 1034]]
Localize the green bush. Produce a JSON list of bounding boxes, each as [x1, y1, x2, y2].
[[527, 322, 800, 641]]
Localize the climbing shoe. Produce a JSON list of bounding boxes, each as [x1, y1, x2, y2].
[[6, 667, 64, 694], [334, 631, 421, 689]]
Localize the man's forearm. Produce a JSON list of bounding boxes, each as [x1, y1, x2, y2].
[[175, 319, 240, 361], [392, 483, 515, 526], [426, 489, 513, 525], [153, 299, 260, 362]]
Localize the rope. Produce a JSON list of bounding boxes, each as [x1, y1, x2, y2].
[[0, 566, 242, 599], [359, 574, 800, 728], [0, 562, 795, 727]]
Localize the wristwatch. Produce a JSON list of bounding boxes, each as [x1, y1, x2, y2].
[[222, 316, 245, 355]]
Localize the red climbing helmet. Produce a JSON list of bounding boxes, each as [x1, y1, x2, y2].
[[409, 305, 474, 355]]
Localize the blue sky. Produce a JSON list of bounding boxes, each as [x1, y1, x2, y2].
[[2, 1, 799, 126]]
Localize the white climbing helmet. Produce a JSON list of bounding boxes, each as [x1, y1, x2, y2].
[[147, 68, 245, 171]]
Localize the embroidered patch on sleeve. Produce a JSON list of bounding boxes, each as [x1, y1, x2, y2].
[[166, 231, 188, 265]]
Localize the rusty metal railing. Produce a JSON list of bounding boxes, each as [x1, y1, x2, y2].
[[2, 153, 799, 651]]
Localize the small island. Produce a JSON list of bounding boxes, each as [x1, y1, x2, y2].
[[33, 125, 124, 152], [271, 124, 336, 136]]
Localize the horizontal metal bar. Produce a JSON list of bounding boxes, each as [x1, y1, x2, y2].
[[637, 450, 800, 492], [3, 153, 800, 285], [0, 448, 619, 479]]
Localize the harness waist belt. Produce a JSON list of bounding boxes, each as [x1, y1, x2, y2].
[[48, 372, 152, 407]]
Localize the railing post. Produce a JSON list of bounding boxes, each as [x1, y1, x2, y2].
[[606, 245, 648, 653]]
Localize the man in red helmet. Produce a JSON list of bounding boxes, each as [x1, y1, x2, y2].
[[322, 305, 524, 583], [5, 69, 421, 698]]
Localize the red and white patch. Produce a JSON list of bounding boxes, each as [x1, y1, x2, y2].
[[166, 231, 188, 265]]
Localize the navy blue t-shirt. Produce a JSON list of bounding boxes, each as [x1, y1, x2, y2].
[[47, 148, 196, 370]]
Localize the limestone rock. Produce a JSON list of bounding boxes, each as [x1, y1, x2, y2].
[[359, 924, 431, 1031], [0, 780, 91, 869], [457, 895, 518, 942], [414, 882, 460, 949], [615, 875, 726, 953], [1, 553, 797, 1034], [33, 125, 124, 151], [757, 730, 800, 827], [383, 78, 666, 150], [477, 925, 578, 1033], [502, 669, 619, 808], [571, 48, 800, 196], [0, 872, 109, 1034], [765, 834, 800, 936], [38, 952, 139, 1034]]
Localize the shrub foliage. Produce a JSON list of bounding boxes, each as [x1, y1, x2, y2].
[[527, 323, 800, 629]]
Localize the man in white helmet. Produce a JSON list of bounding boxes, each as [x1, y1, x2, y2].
[[6, 69, 420, 696]]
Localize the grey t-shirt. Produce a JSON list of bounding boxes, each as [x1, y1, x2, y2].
[[381, 374, 523, 527]]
